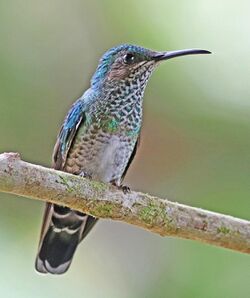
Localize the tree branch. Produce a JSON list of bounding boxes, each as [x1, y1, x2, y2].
[[0, 152, 249, 254]]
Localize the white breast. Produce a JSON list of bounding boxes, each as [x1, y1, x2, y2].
[[94, 135, 124, 183]]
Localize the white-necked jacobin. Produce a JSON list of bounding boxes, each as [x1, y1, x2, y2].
[[35, 44, 210, 274]]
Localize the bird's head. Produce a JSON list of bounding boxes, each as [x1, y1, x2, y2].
[[91, 44, 211, 91]]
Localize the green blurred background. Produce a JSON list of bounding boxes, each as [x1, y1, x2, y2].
[[0, 1, 249, 297]]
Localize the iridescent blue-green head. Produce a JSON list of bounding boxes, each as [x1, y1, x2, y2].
[[91, 44, 210, 91]]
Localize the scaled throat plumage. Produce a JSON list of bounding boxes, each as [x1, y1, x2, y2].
[[35, 44, 210, 274]]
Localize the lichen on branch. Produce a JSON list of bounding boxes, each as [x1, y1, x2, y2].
[[0, 152, 249, 254]]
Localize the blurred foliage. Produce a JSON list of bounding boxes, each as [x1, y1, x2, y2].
[[0, 1, 249, 297]]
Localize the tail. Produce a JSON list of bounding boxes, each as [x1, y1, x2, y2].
[[35, 203, 97, 274]]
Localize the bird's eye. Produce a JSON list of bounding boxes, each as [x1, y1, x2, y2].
[[123, 53, 135, 64]]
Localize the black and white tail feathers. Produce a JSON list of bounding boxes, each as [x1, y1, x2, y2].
[[35, 203, 97, 274]]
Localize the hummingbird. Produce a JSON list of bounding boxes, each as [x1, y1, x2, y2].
[[35, 44, 210, 274]]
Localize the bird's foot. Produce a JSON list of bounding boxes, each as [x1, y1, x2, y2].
[[119, 185, 131, 194], [79, 171, 92, 180], [112, 183, 130, 194]]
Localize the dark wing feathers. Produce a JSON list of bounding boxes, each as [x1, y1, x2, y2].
[[52, 99, 85, 170], [120, 135, 140, 182]]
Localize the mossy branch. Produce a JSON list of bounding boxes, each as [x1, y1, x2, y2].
[[0, 152, 249, 254]]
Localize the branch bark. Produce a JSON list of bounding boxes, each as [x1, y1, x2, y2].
[[0, 152, 249, 254]]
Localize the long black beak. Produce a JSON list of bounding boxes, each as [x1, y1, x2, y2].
[[153, 49, 211, 61]]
